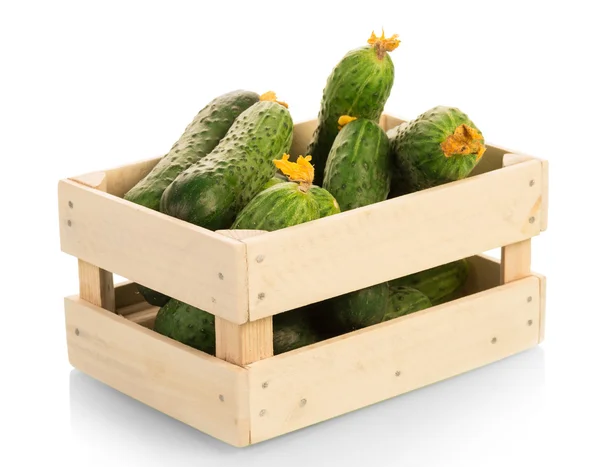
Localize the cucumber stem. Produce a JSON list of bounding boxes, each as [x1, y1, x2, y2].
[[273, 154, 315, 192], [440, 124, 486, 160], [367, 29, 400, 60]]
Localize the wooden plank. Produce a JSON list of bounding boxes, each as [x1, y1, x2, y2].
[[246, 276, 541, 444], [537, 272, 547, 343], [540, 159, 549, 231], [114, 281, 146, 311], [289, 119, 317, 159], [125, 306, 160, 328], [78, 259, 116, 312], [58, 179, 249, 324], [215, 229, 273, 365], [69, 170, 116, 312], [64, 295, 250, 447], [501, 239, 531, 284], [216, 318, 274, 366], [243, 159, 544, 321], [464, 254, 501, 295]]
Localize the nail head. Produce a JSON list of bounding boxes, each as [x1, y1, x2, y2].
[[256, 255, 265, 263], [299, 399, 307, 407], [75, 328, 80, 336], [527, 320, 533, 326], [527, 296, 533, 303], [259, 409, 266, 417], [529, 180, 535, 187], [491, 337, 497, 344], [529, 216, 535, 224], [219, 394, 224, 402], [218, 272, 224, 280], [67, 220, 72, 227], [262, 382, 268, 389], [68, 201, 73, 208], [395, 370, 401, 377], [258, 293, 265, 300]]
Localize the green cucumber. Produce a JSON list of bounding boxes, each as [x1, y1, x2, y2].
[[153, 299, 216, 355], [160, 95, 293, 230], [273, 307, 320, 354], [262, 173, 288, 190], [323, 117, 391, 210], [135, 284, 170, 308], [323, 282, 389, 334], [306, 31, 399, 185], [232, 155, 339, 231], [124, 90, 259, 211], [154, 299, 319, 355], [383, 286, 431, 321], [389, 106, 486, 196], [389, 259, 469, 306]]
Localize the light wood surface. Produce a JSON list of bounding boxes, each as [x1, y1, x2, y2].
[[58, 179, 249, 323], [501, 240, 532, 284], [216, 229, 273, 365], [78, 259, 116, 312], [243, 159, 544, 320], [69, 171, 116, 312], [246, 276, 541, 444], [64, 295, 250, 447]]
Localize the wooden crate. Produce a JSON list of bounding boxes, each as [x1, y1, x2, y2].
[[58, 113, 548, 447]]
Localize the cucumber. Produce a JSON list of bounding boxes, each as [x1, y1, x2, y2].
[[273, 307, 320, 354], [232, 154, 339, 231], [153, 299, 216, 355], [383, 286, 431, 321], [154, 299, 319, 355], [135, 284, 170, 307], [322, 282, 389, 334], [389, 259, 469, 306], [323, 116, 391, 210], [306, 31, 399, 185], [124, 90, 259, 211], [389, 106, 486, 196], [160, 94, 293, 230]]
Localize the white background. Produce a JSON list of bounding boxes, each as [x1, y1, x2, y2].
[[2, 0, 599, 465]]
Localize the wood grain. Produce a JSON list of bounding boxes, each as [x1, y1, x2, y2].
[[247, 276, 541, 444], [58, 179, 249, 323], [243, 159, 544, 320], [64, 295, 250, 447]]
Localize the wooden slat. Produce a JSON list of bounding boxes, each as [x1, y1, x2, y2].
[[215, 318, 274, 366], [246, 276, 541, 444], [243, 159, 544, 321], [69, 170, 116, 312], [105, 156, 162, 198], [78, 259, 116, 312], [58, 179, 249, 324], [215, 229, 273, 366], [64, 295, 250, 447], [114, 281, 146, 310], [501, 239, 531, 284], [289, 119, 317, 159]]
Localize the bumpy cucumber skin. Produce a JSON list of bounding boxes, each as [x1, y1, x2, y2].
[[323, 118, 391, 210], [231, 182, 322, 231], [324, 282, 389, 333], [310, 185, 341, 218], [306, 46, 395, 185], [124, 90, 259, 211], [260, 178, 340, 219], [389, 106, 484, 196], [135, 284, 170, 307], [389, 259, 469, 306], [384, 286, 431, 321], [153, 299, 216, 355], [160, 101, 293, 230]]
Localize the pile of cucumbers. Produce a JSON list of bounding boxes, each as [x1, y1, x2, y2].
[[124, 31, 486, 356]]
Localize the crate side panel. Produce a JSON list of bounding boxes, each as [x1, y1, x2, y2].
[[245, 160, 543, 320], [58, 179, 248, 324], [247, 276, 540, 443], [64, 296, 250, 447]]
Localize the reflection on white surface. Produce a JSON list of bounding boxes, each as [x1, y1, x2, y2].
[[69, 346, 545, 466]]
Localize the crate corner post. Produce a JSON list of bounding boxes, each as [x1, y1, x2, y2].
[[215, 229, 273, 367]]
